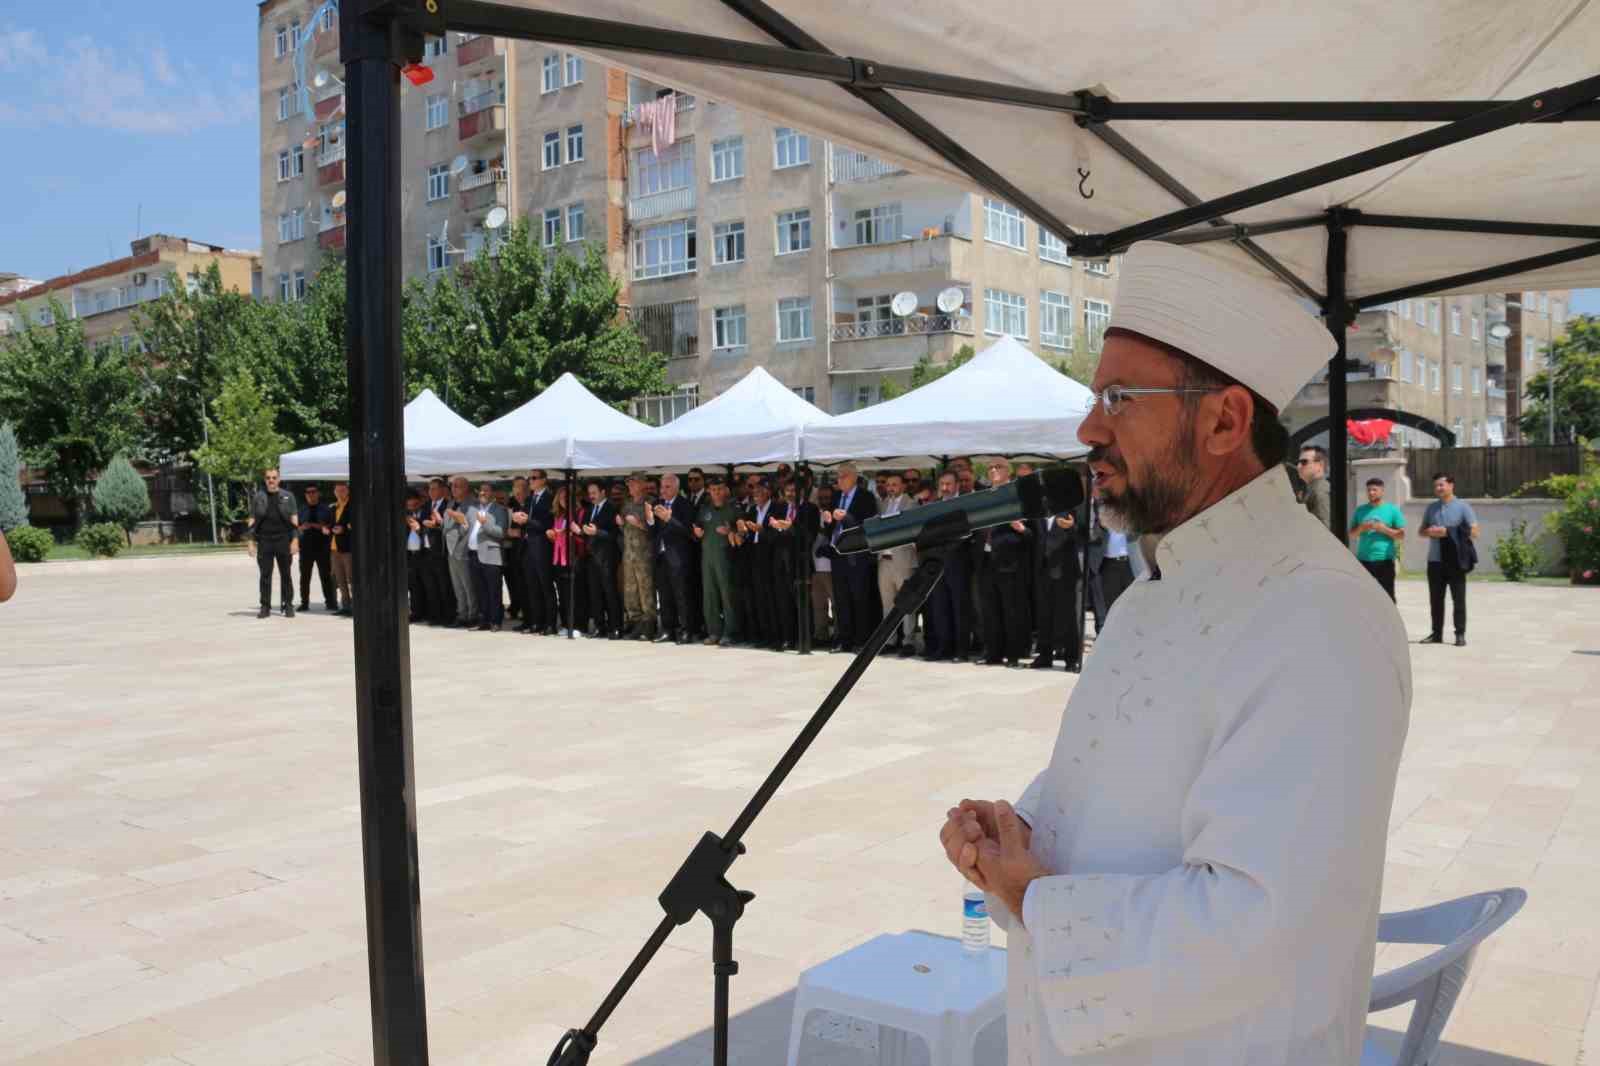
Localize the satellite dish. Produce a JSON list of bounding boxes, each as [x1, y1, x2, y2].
[[890, 291, 918, 318], [1488, 321, 1512, 341], [450, 154, 469, 176], [484, 206, 509, 230], [331, 190, 346, 209], [936, 287, 964, 314], [313, 70, 331, 89]]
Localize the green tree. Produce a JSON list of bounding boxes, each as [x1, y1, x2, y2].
[[404, 220, 665, 424], [0, 297, 142, 527], [0, 421, 27, 530], [907, 343, 976, 389], [256, 259, 350, 449], [196, 367, 292, 519], [1520, 314, 1600, 444], [91, 453, 151, 545]]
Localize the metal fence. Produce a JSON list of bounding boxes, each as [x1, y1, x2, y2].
[[1403, 443, 1583, 498]]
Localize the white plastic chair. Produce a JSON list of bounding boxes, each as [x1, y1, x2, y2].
[[1363, 888, 1527, 1066]]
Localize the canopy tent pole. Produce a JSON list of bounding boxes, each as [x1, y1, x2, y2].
[[1324, 212, 1352, 538], [1354, 238, 1600, 309], [796, 463, 812, 655], [341, 2, 431, 1063]]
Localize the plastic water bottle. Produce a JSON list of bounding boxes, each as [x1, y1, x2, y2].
[[962, 889, 990, 954]]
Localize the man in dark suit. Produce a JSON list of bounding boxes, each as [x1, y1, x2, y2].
[[501, 475, 530, 621], [403, 489, 430, 623], [978, 460, 1034, 667], [422, 477, 456, 625], [1031, 498, 1083, 671], [582, 479, 623, 638], [766, 477, 811, 651], [296, 484, 337, 612], [1085, 495, 1135, 634], [819, 462, 878, 652], [739, 478, 782, 650], [685, 468, 708, 639], [512, 469, 556, 634], [923, 471, 970, 661], [649, 471, 697, 644]]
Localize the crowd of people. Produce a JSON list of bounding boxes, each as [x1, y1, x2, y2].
[[251, 458, 1147, 672]]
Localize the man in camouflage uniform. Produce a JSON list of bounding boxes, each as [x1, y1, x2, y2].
[[619, 472, 658, 640]]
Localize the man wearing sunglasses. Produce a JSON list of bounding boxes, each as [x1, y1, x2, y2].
[[941, 240, 1411, 1066], [1297, 444, 1333, 529]]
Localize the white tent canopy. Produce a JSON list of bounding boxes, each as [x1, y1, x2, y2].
[[577, 366, 831, 470], [409, 372, 649, 473], [278, 388, 475, 480], [804, 336, 1092, 464], [519, 0, 1600, 301]]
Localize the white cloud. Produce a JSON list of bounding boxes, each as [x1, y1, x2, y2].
[[0, 29, 253, 135]]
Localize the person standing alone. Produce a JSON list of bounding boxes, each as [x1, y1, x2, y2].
[[1348, 477, 1405, 601], [247, 468, 299, 618], [1419, 472, 1478, 646]]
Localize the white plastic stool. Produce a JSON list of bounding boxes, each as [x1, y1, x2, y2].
[[786, 930, 1006, 1066]]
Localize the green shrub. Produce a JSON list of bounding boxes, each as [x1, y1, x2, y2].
[[75, 522, 126, 558], [1547, 476, 1600, 582], [92, 453, 150, 542], [1513, 473, 1580, 500], [6, 525, 54, 563], [0, 422, 27, 531], [1492, 520, 1542, 582]]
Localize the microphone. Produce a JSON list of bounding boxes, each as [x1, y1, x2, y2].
[[834, 465, 1084, 554]]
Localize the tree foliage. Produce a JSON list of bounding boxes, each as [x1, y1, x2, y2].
[[0, 421, 27, 530], [196, 367, 292, 497], [1520, 314, 1600, 444], [0, 297, 142, 525], [92, 453, 150, 543]]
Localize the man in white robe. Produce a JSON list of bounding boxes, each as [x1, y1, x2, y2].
[[941, 240, 1411, 1065]]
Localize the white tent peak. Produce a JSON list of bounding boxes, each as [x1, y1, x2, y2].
[[411, 373, 649, 472], [660, 365, 831, 435], [279, 387, 476, 479]]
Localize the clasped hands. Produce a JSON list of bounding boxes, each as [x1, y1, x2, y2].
[[940, 799, 1049, 922]]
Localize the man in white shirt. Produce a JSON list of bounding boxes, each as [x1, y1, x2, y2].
[[940, 240, 1411, 1066]]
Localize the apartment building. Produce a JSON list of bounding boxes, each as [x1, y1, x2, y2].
[[257, 6, 1116, 417], [0, 235, 259, 347], [0, 273, 41, 299], [1283, 289, 1570, 449]]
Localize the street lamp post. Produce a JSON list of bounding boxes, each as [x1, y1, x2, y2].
[[175, 373, 219, 545]]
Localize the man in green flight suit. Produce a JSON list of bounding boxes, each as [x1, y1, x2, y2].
[[695, 477, 742, 647]]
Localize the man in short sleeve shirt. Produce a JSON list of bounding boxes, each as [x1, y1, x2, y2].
[[1420, 472, 1478, 646], [1348, 477, 1405, 601]]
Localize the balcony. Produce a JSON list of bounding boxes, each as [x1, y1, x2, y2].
[[627, 185, 695, 223], [623, 93, 696, 125], [623, 94, 697, 149], [830, 314, 973, 342], [831, 147, 908, 184], [829, 317, 974, 375], [313, 91, 344, 123], [457, 101, 506, 142], [459, 165, 505, 192], [456, 34, 497, 66], [831, 234, 971, 283], [317, 149, 345, 187], [459, 174, 508, 214], [318, 224, 346, 252]]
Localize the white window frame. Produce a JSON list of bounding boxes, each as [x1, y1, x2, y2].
[[1084, 260, 1111, 276], [712, 220, 746, 265], [275, 24, 289, 58], [711, 136, 745, 182], [542, 53, 560, 93], [775, 208, 811, 255], [776, 296, 814, 343], [293, 271, 307, 301], [1451, 364, 1463, 393], [425, 93, 448, 130], [424, 34, 448, 58], [564, 53, 583, 85], [542, 130, 561, 170], [984, 289, 1027, 338], [1450, 305, 1462, 335], [566, 124, 584, 164], [278, 209, 305, 243], [543, 207, 562, 247], [1040, 291, 1071, 350], [1400, 349, 1414, 384], [1430, 361, 1441, 392], [565, 202, 585, 243], [427, 235, 447, 273], [712, 305, 747, 350], [277, 150, 291, 182], [277, 273, 291, 301], [1429, 301, 1440, 333], [983, 199, 1026, 250], [857, 294, 893, 328], [426, 162, 449, 202], [855, 384, 876, 410], [631, 142, 692, 195], [852, 203, 902, 247], [277, 86, 293, 122], [632, 218, 697, 280], [1471, 367, 1482, 395], [291, 145, 304, 177], [792, 385, 816, 404], [1471, 313, 1481, 340], [1083, 298, 1111, 347], [1039, 228, 1071, 265], [773, 127, 810, 169]]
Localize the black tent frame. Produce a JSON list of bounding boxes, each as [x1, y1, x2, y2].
[[339, 2, 1600, 1061]]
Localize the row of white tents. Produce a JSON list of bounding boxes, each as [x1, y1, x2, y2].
[[278, 336, 1094, 479]]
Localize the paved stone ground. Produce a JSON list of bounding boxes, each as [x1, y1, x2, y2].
[[1, 555, 1597, 1066]]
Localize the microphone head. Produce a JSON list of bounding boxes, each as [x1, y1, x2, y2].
[[1016, 464, 1085, 519], [835, 525, 868, 554]]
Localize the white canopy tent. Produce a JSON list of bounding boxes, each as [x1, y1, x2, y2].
[[277, 388, 475, 480], [576, 366, 832, 470], [409, 372, 649, 473], [804, 336, 1093, 465]]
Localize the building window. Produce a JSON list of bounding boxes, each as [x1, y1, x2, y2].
[[1430, 361, 1440, 392], [1452, 417, 1464, 443], [542, 54, 560, 93], [1399, 299, 1411, 320], [426, 163, 449, 202], [1039, 228, 1070, 265], [565, 202, 585, 242], [855, 384, 876, 410], [792, 385, 816, 403], [1471, 423, 1483, 446], [630, 384, 700, 426], [542, 130, 561, 170], [713, 305, 747, 349], [773, 127, 810, 169], [983, 199, 1026, 250], [777, 297, 814, 342], [1540, 293, 1549, 312], [423, 35, 447, 58], [633, 218, 697, 279], [277, 86, 295, 122], [565, 53, 583, 85], [1084, 260, 1110, 276], [291, 145, 304, 176], [542, 208, 562, 247], [1450, 305, 1462, 335], [278, 209, 305, 243], [275, 24, 290, 57], [857, 295, 893, 329], [1429, 301, 1440, 333], [277, 273, 291, 301], [632, 142, 692, 195], [1471, 313, 1481, 340], [1451, 364, 1463, 392], [1413, 301, 1425, 325], [1084, 298, 1111, 349], [1525, 337, 1536, 363], [320, 6, 334, 31], [277, 150, 291, 182], [1040, 291, 1071, 350], [776, 209, 811, 255], [427, 235, 447, 273], [712, 220, 746, 265], [852, 203, 902, 246], [1471, 367, 1482, 394], [711, 136, 745, 182], [426, 93, 448, 130], [984, 289, 1027, 338], [293, 271, 307, 301], [1399, 349, 1414, 383], [566, 124, 584, 163]]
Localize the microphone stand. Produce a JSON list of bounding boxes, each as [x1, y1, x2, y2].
[[549, 511, 974, 1066]]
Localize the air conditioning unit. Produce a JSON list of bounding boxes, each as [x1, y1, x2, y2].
[[131, 272, 148, 286]]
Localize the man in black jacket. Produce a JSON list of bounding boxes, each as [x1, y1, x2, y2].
[[1031, 503, 1083, 671], [819, 462, 879, 652], [650, 472, 697, 643], [247, 468, 300, 618], [296, 484, 337, 612], [422, 477, 456, 625], [582, 480, 623, 638], [923, 471, 970, 661], [978, 459, 1034, 666], [740, 478, 782, 650], [501, 475, 530, 621], [512, 470, 555, 634]]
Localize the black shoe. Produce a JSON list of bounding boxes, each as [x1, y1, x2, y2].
[[515, 624, 533, 634], [339, 607, 353, 617], [654, 631, 675, 643], [1006, 658, 1021, 669], [1064, 661, 1082, 673], [675, 634, 692, 645], [1419, 634, 1444, 644], [258, 606, 271, 619], [475, 623, 491, 632], [609, 631, 624, 641], [1455, 635, 1467, 647], [897, 645, 916, 659], [283, 605, 295, 618], [1030, 655, 1054, 670], [489, 624, 502, 633], [982, 657, 1004, 667]]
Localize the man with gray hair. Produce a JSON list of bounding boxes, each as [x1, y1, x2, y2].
[[442, 475, 478, 628], [818, 462, 878, 652]]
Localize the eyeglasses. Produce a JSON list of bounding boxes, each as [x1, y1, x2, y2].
[[1296, 458, 1317, 466], [1082, 384, 1225, 416]]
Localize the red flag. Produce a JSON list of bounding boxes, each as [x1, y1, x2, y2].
[[1346, 418, 1395, 445]]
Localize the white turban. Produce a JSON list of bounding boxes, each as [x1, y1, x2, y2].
[[1108, 241, 1336, 411]]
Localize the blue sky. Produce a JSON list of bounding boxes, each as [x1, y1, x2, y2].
[[2, 4, 1599, 316]]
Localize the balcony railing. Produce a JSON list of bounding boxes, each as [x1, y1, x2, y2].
[[627, 184, 695, 222], [459, 178, 508, 214], [459, 165, 505, 191], [623, 94, 696, 125], [317, 143, 345, 167], [830, 313, 974, 341], [313, 91, 344, 122], [831, 148, 907, 183], [317, 157, 345, 187], [1488, 385, 1507, 399], [460, 88, 505, 116], [456, 34, 496, 66], [318, 225, 346, 252], [457, 103, 505, 141]]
